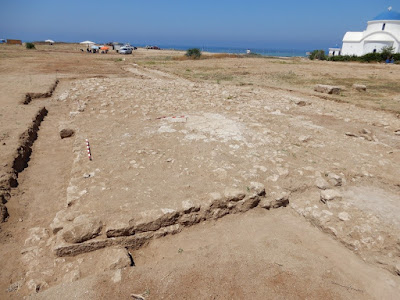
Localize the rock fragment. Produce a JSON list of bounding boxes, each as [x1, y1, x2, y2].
[[320, 189, 342, 203], [102, 247, 132, 270], [395, 264, 400, 276], [236, 196, 261, 212], [314, 84, 341, 95], [224, 187, 246, 201], [60, 129, 75, 139], [315, 177, 330, 190], [181, 200, 201, 214], [345, 132, 358, 137], [295, 100, 308, 106], [326, 227, 338, 237], [327, 173, 342, 186], [249, 182, 266, 196], [259, 198, 272, 210], [352, 84, 367, 92], [338, 212, 350, 221], [359, 128, 374, 141], [178, 213, 202, 226], [271, 193, 290, 208], [27, 279, 48, 293], [298, 135, 311, 143]]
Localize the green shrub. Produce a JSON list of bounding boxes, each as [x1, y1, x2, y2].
[[392, 53, 400, 61], [327, 55, 357, 62], [309, 49, 326, 60], [327, 51, 399, 63], [381, 46, 395, 59], [25, 42, 35, 49], [185, 48, 201, 59], [359, 52, 383, 62]]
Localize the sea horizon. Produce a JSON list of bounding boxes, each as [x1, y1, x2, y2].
[[135, 44, 310, 57], [19, 39, 311, 57]]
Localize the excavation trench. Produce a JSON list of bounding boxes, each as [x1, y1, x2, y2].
[[22, 79, 59, 105], [0, 107, 48, 222]]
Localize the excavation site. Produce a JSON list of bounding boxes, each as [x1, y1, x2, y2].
[[1, 44, 400, 299]]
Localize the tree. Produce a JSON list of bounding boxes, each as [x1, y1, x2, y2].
[[25, 42, 35, 49], [381, 46, 395, 59], [309, 50, 326, 60], [185, 48, 201, 59]]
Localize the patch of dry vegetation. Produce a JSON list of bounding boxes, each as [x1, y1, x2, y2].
[[136, 54, 400, 113], [173, 53, 242, 61], [3, 43, 399, 113]]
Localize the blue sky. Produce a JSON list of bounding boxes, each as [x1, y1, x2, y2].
[[0, 0, 396, 50]]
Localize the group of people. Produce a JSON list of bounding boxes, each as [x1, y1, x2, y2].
[[80, 47, 108, 54]]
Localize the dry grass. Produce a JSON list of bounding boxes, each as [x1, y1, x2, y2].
[[140, 56, 400, 113], [2, 43, 399, 113], [173, 53, 243, 61]]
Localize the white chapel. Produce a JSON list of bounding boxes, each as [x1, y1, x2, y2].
[[341, 7, 400, 56]]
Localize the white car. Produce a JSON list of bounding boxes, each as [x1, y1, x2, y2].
[[119, 47, 132, 54]]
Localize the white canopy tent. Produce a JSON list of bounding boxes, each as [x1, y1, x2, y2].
[[45, 39, 54, 43], [80, 41, 95, 46]]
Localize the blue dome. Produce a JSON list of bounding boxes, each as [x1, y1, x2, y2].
[[373, 10, 400, 21]]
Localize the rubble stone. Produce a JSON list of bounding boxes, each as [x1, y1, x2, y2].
[[395, 264, 400, 276], [320, 189, 342, 203], [224, 187, 246, 201], [249, 182, 266, 196], [314, 84, 341, 95], [315, 177, 330, 190], [327, 173, 342, 186], [60, 129, 75, 139], [271, 193, 290, 208], [259, 198, 272, 210], [102, 247, 131, 270], [338, 212, 350, 221], [352, 84, 367, 92]]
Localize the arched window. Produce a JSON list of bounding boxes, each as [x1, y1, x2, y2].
[[382, 23, 386, 30]]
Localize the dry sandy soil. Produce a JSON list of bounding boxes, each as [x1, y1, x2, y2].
[[1, 43, 400, 299]]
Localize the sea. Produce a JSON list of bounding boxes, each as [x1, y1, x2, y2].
[[134, 44, 309, 58]]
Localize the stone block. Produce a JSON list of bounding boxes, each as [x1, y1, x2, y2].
[[62, 217, 103, 243]]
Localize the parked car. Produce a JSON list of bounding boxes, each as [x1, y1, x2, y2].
[[119, 47, 132, 54], [123, 44, 137, 51]]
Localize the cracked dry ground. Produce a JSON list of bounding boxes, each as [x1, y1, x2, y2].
[[1, 63, 400, 299]]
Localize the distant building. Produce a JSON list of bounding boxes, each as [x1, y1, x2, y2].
[[341, 8, 400, 56], [6, 39, 22, 45], [328, 47, 341, 56]]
